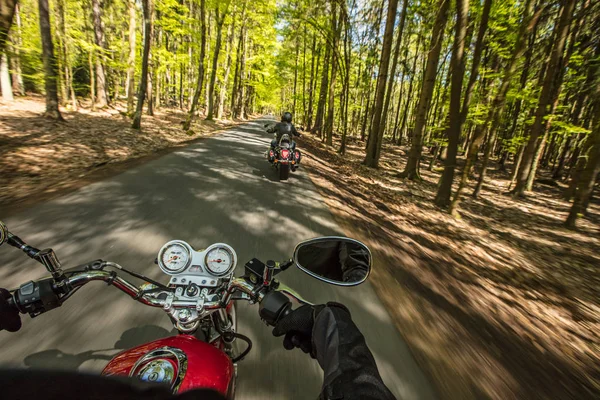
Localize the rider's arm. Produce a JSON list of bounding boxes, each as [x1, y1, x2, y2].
[[313, 305, 396, 400], [291, 125, 301, 137], [272, 303, 395, 400]]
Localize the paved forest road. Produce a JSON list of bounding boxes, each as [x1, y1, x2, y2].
[[0, 119, 437, 399]]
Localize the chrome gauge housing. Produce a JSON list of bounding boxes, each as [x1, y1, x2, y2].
[[204, 244, 237, 276], [158, 240, 192, 275]]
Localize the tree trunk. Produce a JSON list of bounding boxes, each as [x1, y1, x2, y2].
[[9, 3, 23, 96], [206, 1, 230, 120], [217, 18, 235, 119], [236, 28, 248, 119], [324, 2, 342, 147], [313, 42, 330, 136], [88, 50, 95, 111], [513, 0, 576, 196], [397, 33, 422, 146], [400, 0, 449, 179], [435, 0, 468, 208], [132, 0, 152, 129], [306, 33, 319, 130], [183, 0, 207, 131], [381, 0, 407, 139], [363, 0, 399, 167], [91, 0, 108, 107], [338, 1, 352, 155], [565, 84, 600, 227], [292, 32, 299, 116], [37, 0, 63, 120], [127, 0, 136, 114], [460, 0, 491, 124], [0, 52, 12, 100], [0, 0, 17, 55]]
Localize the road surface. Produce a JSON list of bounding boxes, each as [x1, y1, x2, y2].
[[0, 119, 437, 399]]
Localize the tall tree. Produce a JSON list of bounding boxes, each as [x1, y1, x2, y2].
[[206, 0, 231, 120], [217, 17, 235, 119], [513, 0, 577, 196], [313, 43, 330, 136], [565, 57, 600, 227], [363, 0, 400, 167], [37, 0, 63, 120], [0, 51, 12, 100], [381, 0, 408, 141], [0, 0, 17, 54], [324, 1, 342, 146], [132, 0, 152, 129], [400, 0, 450, 179], [183, 0, 207, 131], [126, 0, 136, 114], [91, 0, 108, 107], [434, 0, 469, 207]]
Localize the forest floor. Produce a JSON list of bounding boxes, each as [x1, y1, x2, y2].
[[300, 133, 600, 400], [2, 98, 598, 398], [0, 96, 249, 215]]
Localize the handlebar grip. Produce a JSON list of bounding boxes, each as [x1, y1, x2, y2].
[[259, 291, 293, 326], [12, 279, 61, 316]]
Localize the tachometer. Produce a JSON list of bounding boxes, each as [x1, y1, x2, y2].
[[205, 245, 236, 276], [158, 241, 191, 274]]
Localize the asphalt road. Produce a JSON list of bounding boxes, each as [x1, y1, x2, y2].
[[0, 118, 437, 399]]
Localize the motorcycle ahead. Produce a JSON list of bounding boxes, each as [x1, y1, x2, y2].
[[0, 221, 371, 398], [265, 124, 302, 181]]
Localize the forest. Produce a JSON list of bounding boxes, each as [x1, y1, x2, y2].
[[0, 0, 599, 398], [0, 0, 598, 227]]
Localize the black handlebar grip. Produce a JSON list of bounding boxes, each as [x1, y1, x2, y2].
[[7, 234, 40, 259], [259, 291, 293, 326]]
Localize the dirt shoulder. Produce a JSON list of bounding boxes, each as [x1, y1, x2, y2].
[[0, 97, 253, 216], [299, 133, 600, 400]]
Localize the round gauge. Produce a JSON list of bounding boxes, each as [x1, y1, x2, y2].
[[205, 245, 236, 276], [158, 241, 191, 274]]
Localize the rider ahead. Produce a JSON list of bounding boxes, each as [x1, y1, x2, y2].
[[268, 111, 302, 150]]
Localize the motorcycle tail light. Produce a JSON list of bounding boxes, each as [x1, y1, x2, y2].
[[294, 151, 300, 160], [269, 150, 274, 157], [281, 149, 290, 159]]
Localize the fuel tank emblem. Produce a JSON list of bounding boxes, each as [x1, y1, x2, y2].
[[129, 347, 188, 392]]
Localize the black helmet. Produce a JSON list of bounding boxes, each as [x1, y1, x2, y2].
[[281, 112, 293, 123]]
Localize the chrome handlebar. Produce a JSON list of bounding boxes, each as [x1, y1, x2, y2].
[[66, 269, 262, 310]]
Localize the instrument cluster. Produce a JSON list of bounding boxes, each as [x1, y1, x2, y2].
[[157, 240, 237, 288]]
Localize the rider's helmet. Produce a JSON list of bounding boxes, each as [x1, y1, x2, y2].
[[281, 112, 293, 123]]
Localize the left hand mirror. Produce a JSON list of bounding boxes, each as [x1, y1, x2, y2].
[[293, 237, 371, 286], [0, 221, 8, 246]]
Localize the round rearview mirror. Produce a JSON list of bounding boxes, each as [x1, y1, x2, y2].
[[0, 221, 8, 246], [293, 237, 371, 286]]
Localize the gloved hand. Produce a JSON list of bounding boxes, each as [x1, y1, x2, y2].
[[0, 288, 21, 332], [272, 302, 349, 357]]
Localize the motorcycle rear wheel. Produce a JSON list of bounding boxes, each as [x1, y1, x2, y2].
[[279, 164, 290, 181]]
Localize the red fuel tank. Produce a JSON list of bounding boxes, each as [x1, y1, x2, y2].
[[102, 335, 234, 396]]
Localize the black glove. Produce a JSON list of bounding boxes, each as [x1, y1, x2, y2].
[[272, 302, 349, 357], [0, 288, 21, 332]]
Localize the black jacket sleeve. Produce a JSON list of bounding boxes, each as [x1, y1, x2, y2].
[[312, 306, 396, 400], [291, 124, 301, 137]]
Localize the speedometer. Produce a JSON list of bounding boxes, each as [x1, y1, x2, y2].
[[158, 241, 191, 274], [205, 245, 236, 276]]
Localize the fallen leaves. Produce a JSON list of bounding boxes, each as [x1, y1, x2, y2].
[[300, 132, 600, 400]]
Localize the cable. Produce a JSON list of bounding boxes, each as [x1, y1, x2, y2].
[[231, 332, 253, 363], [103, 261, 169, 290]]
